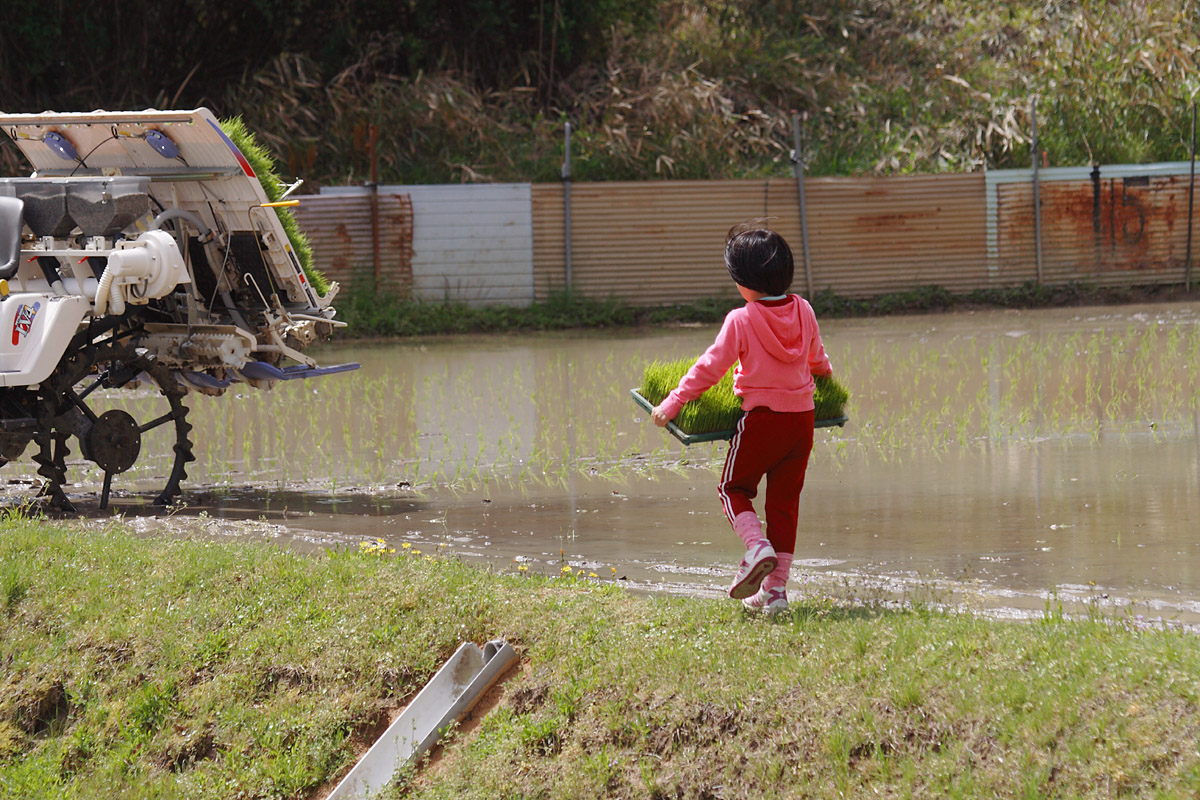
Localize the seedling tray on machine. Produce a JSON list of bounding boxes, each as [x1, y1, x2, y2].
[[630, 389, 848, 446]]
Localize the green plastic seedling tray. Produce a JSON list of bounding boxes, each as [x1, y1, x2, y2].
[[630, 389, 848, 445]]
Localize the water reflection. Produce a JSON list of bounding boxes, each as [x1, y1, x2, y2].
[[7, 303, 1200, 624]]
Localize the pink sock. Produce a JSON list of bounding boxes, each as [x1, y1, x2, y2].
[[732, 511, 765, 549], [762, 552, 793, 591]]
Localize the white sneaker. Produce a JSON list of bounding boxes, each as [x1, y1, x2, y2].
[[728, 540, 777, 599], [742, 586, 789, 615]]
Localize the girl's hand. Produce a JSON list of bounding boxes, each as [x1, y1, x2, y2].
[[650, 405, 671, 427]]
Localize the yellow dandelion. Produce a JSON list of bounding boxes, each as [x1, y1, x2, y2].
[[518, 565, 529, 572], [589, 572, 598, 578], [610, 567, 617, 575], [412, 549, 422, 556], [561, 566, 573, 575], [402, 543, 412, 549]]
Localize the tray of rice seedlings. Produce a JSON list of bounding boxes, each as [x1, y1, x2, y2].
[[632, 358, 849, 445], [219, 117, 329, 297]]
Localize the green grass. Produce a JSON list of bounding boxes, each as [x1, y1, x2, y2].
[[1, 516, 1199, 798], [335, 282, 1200, 339], [337, 288, 783, 337], [218, 117, 330, 297], [640, 357, 850, 434], [337, 288, 644, 336]]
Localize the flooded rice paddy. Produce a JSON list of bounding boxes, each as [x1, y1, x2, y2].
[[7, 302, 1200, 625]]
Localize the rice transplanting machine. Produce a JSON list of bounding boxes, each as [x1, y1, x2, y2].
[[0, 108, 357, 510]]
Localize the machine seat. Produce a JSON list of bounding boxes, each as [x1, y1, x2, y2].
[[0, 196, 24, 280]]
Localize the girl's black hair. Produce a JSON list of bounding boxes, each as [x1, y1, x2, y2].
[[724, 222, 794, 296]]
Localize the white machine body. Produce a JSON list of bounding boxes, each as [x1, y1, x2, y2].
[[0, 107, 356, 509], [93, 230, 190, 316], [0, 107, 346, 391], [0, 294, 90, 387]]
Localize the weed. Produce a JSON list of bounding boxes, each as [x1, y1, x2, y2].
[[127, 681, 178, 740], [1, 559, 29, 614], [337, 289, 646, 336], [334, 282, 1200, 338]]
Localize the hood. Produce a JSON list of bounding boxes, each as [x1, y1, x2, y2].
[[745, 296, 807, 363]]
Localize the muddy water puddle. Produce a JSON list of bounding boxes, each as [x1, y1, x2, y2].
[[9, 302, 1200, 626]]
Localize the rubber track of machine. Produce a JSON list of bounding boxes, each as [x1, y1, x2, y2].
[[31, 430, 73, 511], [25, 338, 193, 510], [29, 345, 96, 511], [137, 355, 195, 507]]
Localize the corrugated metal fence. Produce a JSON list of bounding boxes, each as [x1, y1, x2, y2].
[[292, 191, 414, 293], [986, 162, 1195, 288], [297, 161, 1196, 306], [297, 183, 533, 305]]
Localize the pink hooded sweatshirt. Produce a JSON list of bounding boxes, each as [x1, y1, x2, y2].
[[659, 295, 832, 419]]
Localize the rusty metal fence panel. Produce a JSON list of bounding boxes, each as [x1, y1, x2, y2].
[[801, 174, 987, 296], [292, 192, 414, 294], [987, 163, 1194, 288], [531, 183, 565, 301], [299, 183, 533, 305], [299, 163, 1196, 307], [532, 174, 988, 304], [534, 179, 772, 304]]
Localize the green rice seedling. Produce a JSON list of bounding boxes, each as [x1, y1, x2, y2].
[[639, 359, 741, 435], [218, 117, 330, 296], [813, 374, 849, 422], [639, 358, 850, 435]]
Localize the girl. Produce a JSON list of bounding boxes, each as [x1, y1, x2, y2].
[[651, 223, 833, 614]]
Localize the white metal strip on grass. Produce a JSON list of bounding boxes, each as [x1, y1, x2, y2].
[[326, 639, 518, 800]]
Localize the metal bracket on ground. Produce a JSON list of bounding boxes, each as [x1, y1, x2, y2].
[[326, 639, 519, 800]]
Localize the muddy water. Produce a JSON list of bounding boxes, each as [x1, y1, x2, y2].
[[8, 303, 1200, 625]]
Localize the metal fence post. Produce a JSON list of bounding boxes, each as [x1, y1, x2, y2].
[[368, 124, 381, 290], [1186, 101, 1196, 292], [562, 121, 573, 293], [1031, 99, 1043, 284], [791, 111, 815, 299]]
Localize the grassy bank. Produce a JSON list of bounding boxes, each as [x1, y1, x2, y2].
[[336, 282, 1200, 338], [2, 517, 1199, 798]]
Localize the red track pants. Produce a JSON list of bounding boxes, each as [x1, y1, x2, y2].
[[718, 408, 815, 556]]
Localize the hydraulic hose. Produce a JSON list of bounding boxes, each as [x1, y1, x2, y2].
[[150, 208, 212, 241], [37, 257, 67, 296]]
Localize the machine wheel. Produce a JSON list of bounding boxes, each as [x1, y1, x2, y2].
[[32, 338, 195, 511]]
